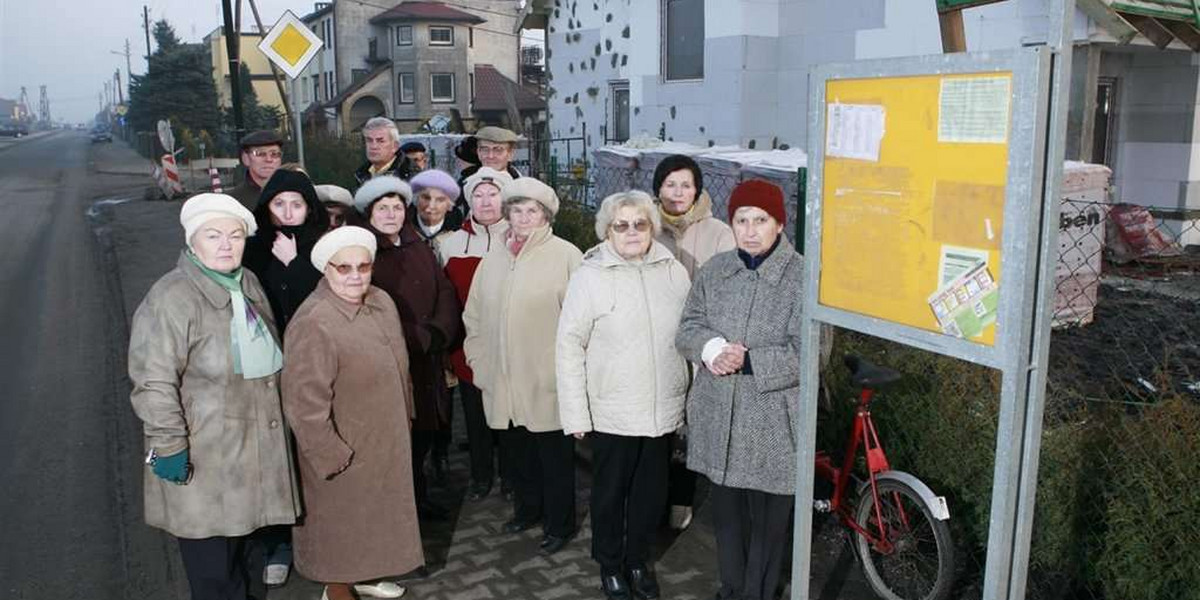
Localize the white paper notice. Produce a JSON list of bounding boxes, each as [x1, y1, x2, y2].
[[938, 76, 1012, 144], [826, 103, 885, 162], [938, 245, 990, 287]]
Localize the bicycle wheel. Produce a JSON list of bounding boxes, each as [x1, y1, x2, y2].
[[853, 478, 955, 600]]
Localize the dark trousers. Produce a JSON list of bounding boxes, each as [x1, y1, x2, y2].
[[590, 432, 669, 572], [178, 535, 264, 600], [667, 432, 696, 507], [499, 425, 576, 537], [459, 381, 495, 485], [709, 481, 794, 600], [412, 429, 435, 503]]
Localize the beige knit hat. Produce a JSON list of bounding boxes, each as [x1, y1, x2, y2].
[[502, 178, 560, 217], [463, 167, 514, 201], [314, 184, 354, 207], [180, 193, 257, 249]]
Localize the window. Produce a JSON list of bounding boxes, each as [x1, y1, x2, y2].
[[396, 25, 413, 46], [611, 82, 630, 142], [398, 72, 415, 104], [469, 72, 475, 102], [430, 73, 455, 102], [469, 27, 474, 48], [429, 25, 454, 46], [662, 0, 704, 81], [352, 68, 368, 83], [312, 76, 320, 104]]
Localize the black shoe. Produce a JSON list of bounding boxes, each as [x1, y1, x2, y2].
[[600, 572, 632, 600], [502, 517, 540, 534], [417, 499, 449, 521], [538, 531, 575, 555], [627, 566, 660, 600], [466, 481, 492, 502]]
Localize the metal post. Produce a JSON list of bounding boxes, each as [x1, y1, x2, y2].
[[221, 0, 246, 143], [1007, 1, 1074, 598], [292, 77, 305, 169]]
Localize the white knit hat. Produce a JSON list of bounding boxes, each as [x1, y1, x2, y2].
[[315, 184, 354, 207], [353, 175, 412, 214], [180, 193, 257, 249], [310, 226, 378, 273], [463, 167, 514, 202]]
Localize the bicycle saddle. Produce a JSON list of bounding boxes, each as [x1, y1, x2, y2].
[[844, 355, 902, 388]]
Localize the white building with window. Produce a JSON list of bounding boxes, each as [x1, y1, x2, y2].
[[298, 0, 538, 135], [522, 0, 1200, 211]]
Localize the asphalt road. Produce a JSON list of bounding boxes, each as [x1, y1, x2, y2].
[[0, 131, 186, 599]]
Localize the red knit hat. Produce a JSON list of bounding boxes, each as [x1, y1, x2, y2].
[[728, 179, 786, 226]]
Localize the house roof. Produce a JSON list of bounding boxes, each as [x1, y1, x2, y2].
[[472, 64, 545, 112], [302, 3, 334, 23], [369, 2, 485, 25], [323, 62, 392, 109]]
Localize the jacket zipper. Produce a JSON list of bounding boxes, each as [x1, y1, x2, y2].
[[721, 273, 758, 485], [636, 265, 659, 435]]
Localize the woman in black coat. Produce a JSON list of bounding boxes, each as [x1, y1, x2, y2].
[[245, 169, 329, 333]]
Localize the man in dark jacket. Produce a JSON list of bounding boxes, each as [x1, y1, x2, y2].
[[354, 117, 415, 186], [229, 130, 284, 210]]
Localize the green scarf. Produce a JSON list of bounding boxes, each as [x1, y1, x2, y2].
[[187, 252, 283, 379]]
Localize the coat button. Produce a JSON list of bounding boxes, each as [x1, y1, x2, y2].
[[269, 419, 279, 429], [267, 380, 275, 388]]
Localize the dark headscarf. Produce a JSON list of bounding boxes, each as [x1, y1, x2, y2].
[[254, 169, 329, 242], [651, 154, 705, 200]]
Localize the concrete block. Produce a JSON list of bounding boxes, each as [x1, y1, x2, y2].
[[1120, 141, 1191, 180], [744, 36, 780, 71], [1180, 179, 1200, 209], [705, 36, 746, 73]]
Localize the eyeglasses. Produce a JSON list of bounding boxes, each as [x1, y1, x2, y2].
[[330, 262, 374, 275], [477, 144, 509, 156], [250, 149, 283, 159], [611, 219, 651, 233]]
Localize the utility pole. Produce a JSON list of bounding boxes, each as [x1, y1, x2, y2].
[[115, 70, 124, 105], [221, 0, 246, 143], [246, 0, 293, 130], [112, 39, 133, 94], [143, 6, 152, 60]]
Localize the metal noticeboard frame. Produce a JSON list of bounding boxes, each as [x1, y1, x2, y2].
[[793, 8, 1074, 595]]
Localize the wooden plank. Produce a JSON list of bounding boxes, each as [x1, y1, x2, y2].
[[1121, 11, 1178, 47], [1159, 18, 1200, 50], [1076, 0, 1141, 43], [936, 0, 1007, 12], [939, 9, 968, 53]]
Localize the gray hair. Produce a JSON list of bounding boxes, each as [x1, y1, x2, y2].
[[594, 190, 660, 241], [502, 197, 554, 225], [362, 117, 400, 143]]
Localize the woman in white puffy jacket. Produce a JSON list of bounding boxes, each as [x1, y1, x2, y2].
[[556, 190, 691, 600]]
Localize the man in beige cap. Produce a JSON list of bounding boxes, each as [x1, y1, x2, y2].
[[455, 126, 522, 224]]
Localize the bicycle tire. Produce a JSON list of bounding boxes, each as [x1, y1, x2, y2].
[[853, 478, 955, 600]]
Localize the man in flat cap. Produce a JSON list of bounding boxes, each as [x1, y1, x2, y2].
[[401, 141, 428, 173], [230, 130, 284, 211], [454, 126, 522, 223], [354, 117, 415, 186]]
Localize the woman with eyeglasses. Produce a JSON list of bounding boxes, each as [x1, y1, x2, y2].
[[354, 176, 462, 522], [128, 193, 298, 600], [282, 226, 422, 600], [555, 190, 691, 600]]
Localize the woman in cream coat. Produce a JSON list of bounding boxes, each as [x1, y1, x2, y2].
[[556, 190, 690, 600]]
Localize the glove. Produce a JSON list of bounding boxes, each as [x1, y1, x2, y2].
[[152, 448, 190, 484]]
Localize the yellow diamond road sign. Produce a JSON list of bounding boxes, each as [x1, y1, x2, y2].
[[258, 10, 323, 80]]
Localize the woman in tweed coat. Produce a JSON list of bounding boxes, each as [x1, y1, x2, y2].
[[675, 180, 806, 600]]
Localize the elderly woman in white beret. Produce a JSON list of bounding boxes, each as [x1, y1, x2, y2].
[[128, 193, 299, 600], [463, 177, 583, 556], [281, 226, 423, 600], [556, 190, 691, 599], [315, 184, 354, 229]]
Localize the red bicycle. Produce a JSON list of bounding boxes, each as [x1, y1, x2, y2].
[[814, 355, 956, 600]]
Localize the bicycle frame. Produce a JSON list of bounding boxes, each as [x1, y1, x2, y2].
[[814, 385, 903, 553]]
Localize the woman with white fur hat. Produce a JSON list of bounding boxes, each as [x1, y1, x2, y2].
[[354, 175, 462, 522], [281, 226, 423, 600], [128, 193, 300, 600]]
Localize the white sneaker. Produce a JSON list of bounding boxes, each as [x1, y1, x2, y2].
[[669, 505, 693, 530], [263, 563, 289, 587], [353, 581, 407, 598]]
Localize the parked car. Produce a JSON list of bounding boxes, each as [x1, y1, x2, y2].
[[0, 121, 29, 137], [91, 128, 113, 143]]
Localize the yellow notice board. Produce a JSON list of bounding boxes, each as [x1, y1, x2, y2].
[[818, 73, 1013, 346]]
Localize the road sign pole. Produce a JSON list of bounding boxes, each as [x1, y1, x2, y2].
[[292, 77, 305, 170]]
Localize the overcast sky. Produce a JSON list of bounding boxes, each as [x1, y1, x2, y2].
[[0, 0, 540, 123]]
